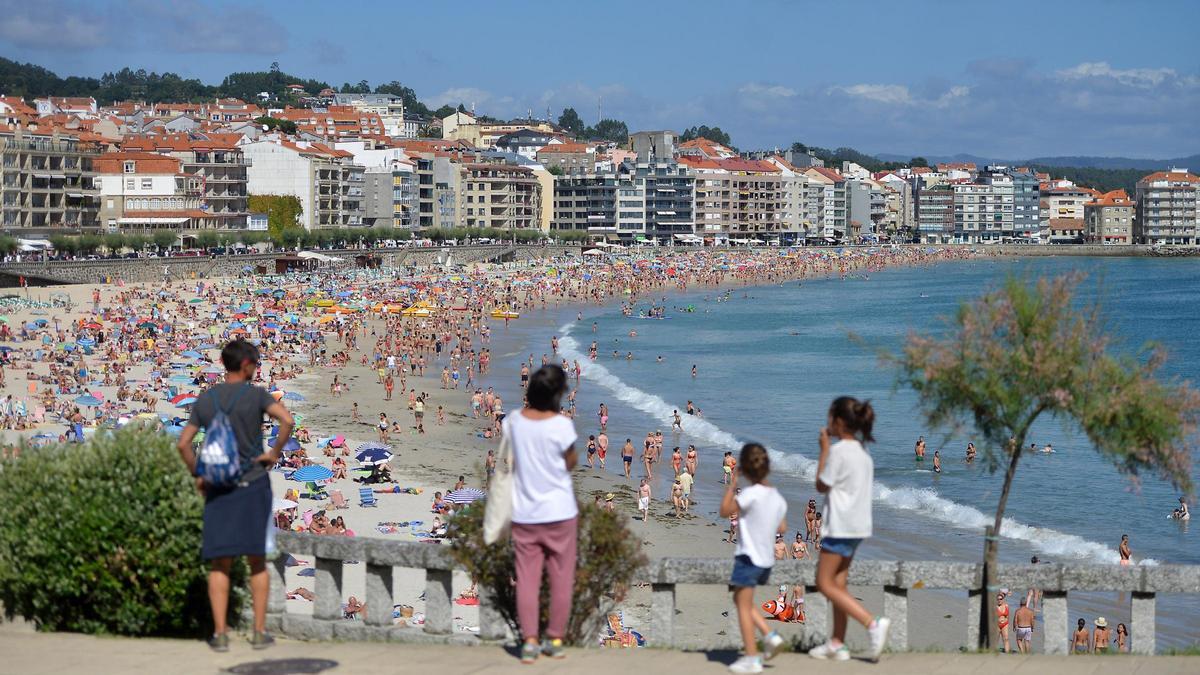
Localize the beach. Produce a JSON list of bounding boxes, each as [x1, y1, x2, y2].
[[0, 245, 1190, 651]]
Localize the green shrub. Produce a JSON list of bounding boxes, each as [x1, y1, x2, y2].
[[449, 502, 646, 645], [0, 427, 246, 636]]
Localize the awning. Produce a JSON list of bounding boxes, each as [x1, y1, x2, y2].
[[118, 217, 189, 224], [32, 173, 51, 179], [50, 173, 66, 179], [67, 192, 85, 198]]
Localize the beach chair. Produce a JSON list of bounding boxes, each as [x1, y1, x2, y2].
[[304, 481, 328, 500], [359, 487, 378, 508], [329, 489, 349, 510]]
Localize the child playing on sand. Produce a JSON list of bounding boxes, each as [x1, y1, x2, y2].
[[810, 397, 889, 662], [720, 443, 787, 673]]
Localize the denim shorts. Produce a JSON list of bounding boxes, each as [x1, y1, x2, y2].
[[729, 554, 771, 588], [821, 537, 863, 558]]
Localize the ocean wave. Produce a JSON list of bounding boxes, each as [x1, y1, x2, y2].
[[559, 321, 1148, 565]]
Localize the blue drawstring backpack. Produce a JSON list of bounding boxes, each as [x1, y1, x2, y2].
[[196, 383, 251, 488]]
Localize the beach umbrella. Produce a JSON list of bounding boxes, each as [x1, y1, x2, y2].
[[273, 498, 298, 511], [181, 350, 204, 360], [188, 298, 203, 304], [355, 446, 393, 466], [292, 465, 334, 482], [283, 438, 302, 453], [170, 392, 197, 404], [74, 394, 102, 407], [445, 488, 485, 505], [173, 395, 198, 408], [282, 391, 305, 402], [0, 346, 12, 354], [355, 441, 389, 454]]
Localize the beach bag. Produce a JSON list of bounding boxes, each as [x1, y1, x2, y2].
[[482, 423, 514, 545], [196, 384, 251, 488]]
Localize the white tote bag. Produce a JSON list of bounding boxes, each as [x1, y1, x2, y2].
[[482, 425, 514, 544]]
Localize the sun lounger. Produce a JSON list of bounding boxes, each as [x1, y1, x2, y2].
[[359, 487, 378, 507]]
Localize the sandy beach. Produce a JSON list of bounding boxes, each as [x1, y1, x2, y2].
[[0, 246, 979, 651]]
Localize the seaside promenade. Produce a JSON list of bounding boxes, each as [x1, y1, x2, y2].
[[3, 622, 1198, 675]]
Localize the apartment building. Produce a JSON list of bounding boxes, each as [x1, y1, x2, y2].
[[331, 93, 406, 137], [94, 151, 207, 231], [334, 142, 417, 229], [207, 98, 259, 123], [803, 167, 847, 241], [1084, 189, 1135, 245], [1040, 184, 1095, 235], [551, 173, 618, 234], [412, 154, 461, 229], [1135, 169, 1198, 246], [536, 143, 592, 174], [954, 179, 1013, 243], [33, 97, 98, 117], [241, 139, 365, 229], [122, 133, 250, 229], [460, 162, 541, 230], [845, 178, 886, 240], [1008, 168, 1041, 238], [1, 125, 100, 231], [681, 157, 783, 240], [762, 157, 814, 240], [628, 160, 694, 243], [915, 182, 955, 243]]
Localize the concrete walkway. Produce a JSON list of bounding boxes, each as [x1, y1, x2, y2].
[[1, 625, 1197, 675]]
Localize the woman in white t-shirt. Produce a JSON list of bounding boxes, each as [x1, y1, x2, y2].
[[507, 365, 579, 664], [810, 397, 891, 662]]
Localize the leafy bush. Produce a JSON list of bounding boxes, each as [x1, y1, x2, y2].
[[0, 427, 246, 636], [449, 502, 646, 645]]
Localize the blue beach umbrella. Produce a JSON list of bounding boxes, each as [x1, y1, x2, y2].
[[355, 441, 389, 454], [74, 394, 102, 407], [282, 391, 305, 402], [355, 447, 393, 466], [181, 350, 204, 360], [292, 465, 334, 482], [283, 438, 303, 453]]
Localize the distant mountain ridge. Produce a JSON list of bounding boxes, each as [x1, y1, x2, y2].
[[875, 151, 1200, 171]]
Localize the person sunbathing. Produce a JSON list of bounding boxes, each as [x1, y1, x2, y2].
[[287, 588, 315, 601], [344, 596, 366, 620]]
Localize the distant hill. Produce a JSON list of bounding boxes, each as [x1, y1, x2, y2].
[[1024, 155, 1200, 171], [876, 150, 1200, 171]]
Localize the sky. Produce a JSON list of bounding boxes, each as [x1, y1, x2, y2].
[[2, 0, 1198, 159]]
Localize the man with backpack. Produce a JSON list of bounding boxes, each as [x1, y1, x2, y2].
[[178, 340, 295, 652]]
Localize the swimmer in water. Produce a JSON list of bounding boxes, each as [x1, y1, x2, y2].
[[933, 450, 941, 474]]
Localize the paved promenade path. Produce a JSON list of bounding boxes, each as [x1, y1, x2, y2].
[[2, 624, 1197, 675]]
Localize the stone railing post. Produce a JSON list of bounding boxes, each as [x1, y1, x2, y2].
[[364, 563, 394, 627], [1130, 591, 1155, 655], [424, 568, 453, 635], [882, 585, 908, 651], [804, 585, 828, 639], [966, 588, 981, 649], [313, 555, 345, 621], [1041, 590, 1068, 655], [266, 554, 287, 616], [477, 585, 508, 641], [651, 583, 676, 648]]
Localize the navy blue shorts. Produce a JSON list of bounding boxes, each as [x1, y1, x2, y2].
[[729, 554, 771, 588], [821, 537, 863, 558]]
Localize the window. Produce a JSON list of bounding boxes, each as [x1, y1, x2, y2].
[[106, 198, 114, 209], [141, 178, 152, 189], [126, 178, 135, 190], [123, 161, 135, 173]]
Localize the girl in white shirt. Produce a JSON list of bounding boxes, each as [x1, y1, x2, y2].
[[719, 443, 787, 674], [810, 397, 890, 662]]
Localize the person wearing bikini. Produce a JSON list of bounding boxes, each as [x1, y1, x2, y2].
[[791, 532, 808, 560], [1119, 535, 1132, 566], [996, 592, 1011, 653], [685, 445, 698, 476]]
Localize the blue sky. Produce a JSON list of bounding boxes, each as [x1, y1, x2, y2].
[[2, 0, 1198, 159]]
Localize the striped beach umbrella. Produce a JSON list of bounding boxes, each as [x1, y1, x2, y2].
[[292, 465, 334, 482], [445, 488, 485, 505]]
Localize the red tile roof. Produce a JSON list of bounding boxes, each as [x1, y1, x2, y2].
[[1139, 170, 1199, 184], [94, 151, 183, 174]]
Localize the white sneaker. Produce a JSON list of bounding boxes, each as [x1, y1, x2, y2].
[[728, 655, 763, 674], [867, 616, 891, 661], [763, 631, 785, 661], [808, 641, 850, 661]]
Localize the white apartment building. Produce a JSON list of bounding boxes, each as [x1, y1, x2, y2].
[[332, 93, 407, 137], [241, 139, 365, 229], [94, 151, 206, 231]]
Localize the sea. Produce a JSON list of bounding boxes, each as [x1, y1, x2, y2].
[[487, 254, 1200, 649]]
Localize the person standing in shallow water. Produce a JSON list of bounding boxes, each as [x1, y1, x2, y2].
[[177, 340, 294, 652]]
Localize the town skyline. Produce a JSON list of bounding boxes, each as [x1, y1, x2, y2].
[[1, 0, 1197, 159]]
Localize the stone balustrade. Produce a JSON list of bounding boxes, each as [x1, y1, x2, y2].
[[270, 532, 1200, 653]]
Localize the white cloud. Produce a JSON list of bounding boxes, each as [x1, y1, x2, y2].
[[833, 84, 912, 105], [739, 83, 797, 98], [427, 87, 493, 110], [1055, 62, 1176, 88]]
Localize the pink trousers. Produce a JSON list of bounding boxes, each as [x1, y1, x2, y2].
[[512, 517, 577, 640]]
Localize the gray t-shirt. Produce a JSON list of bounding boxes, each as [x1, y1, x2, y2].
[[188, 382, 276, 482]]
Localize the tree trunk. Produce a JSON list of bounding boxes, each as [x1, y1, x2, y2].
[[981, 438, 1024, 651]]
